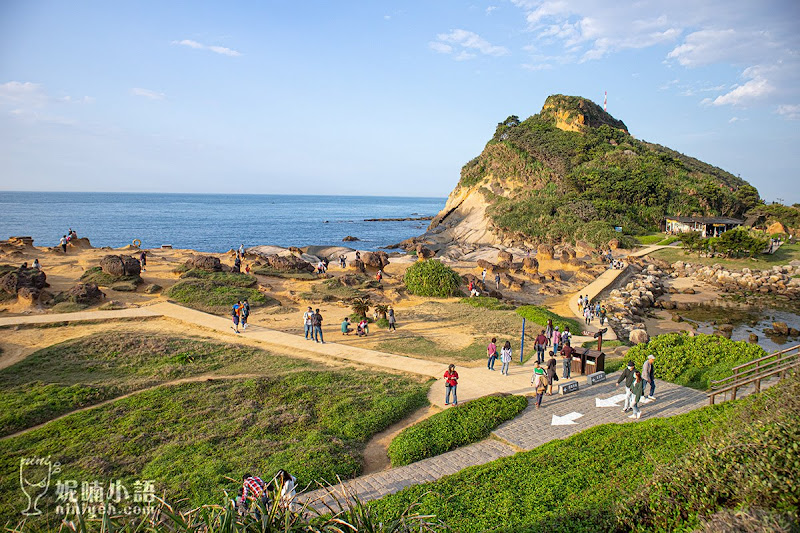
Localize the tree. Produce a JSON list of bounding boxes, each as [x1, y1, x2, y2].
[[351, 297, 370, 319], [374, 304, 389, 320], [734, 184, 761, 214]]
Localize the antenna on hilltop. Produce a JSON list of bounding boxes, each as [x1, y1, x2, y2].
[[604, 91, 607, 112]]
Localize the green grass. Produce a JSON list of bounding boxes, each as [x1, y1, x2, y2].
[[650, 242, 800, 270], [388, 395, 528, 466], [516, 305, 581, 333], [627, 333, 767, 390], [581, 339, 625, 349], [635, 233, 667, 245], [0, 332, 311, 437], [49, 302, 89, 313], [179, 268, 259, 287], [377, 336, 531, 364], [166, 278, 277, 314], [253, 266, 318, 280], [0, 371, 430, 524], [299, 277, 375, 303], [656, 236, 679, 245], [459, 297, 515, 310], [371, 374, 799, 532], [80, 266, 142, 288], [371, 400, 739, 532]]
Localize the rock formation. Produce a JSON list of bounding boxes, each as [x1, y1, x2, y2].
[[65, 283, 105, 305], [100, 255, 141, 277], [362, 251, 390, 270], [185, 255, 223, 272]]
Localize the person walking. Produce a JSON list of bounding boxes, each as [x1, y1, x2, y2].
[[629, 371, 645, 419], [546, 351, 558, 395], [642, 354, 656, 400], [495, 272, 501, 290], [487, 337, 498, 370], [531, 362, 547, 408], [239, 243, 245, 257], [303, 307, 314, 340], [387, 307, 397, 331], [599, 305, 607, 326], [500, 341, 512, 375], [584, 305, 592, 325], [444, 364, 458, 406], [233, 255, 241, 273], [594, 302, 601, 319], [241, 299, 250, 331], [560, 340, 573, 378], [231, 301, 241, 334], [577, 295, 584, 312], [60, 235, 67, 253], [312, 308, 324, 343], [376, 269, 382, 282], [616, 361, 636, 413], [481, 268, 487, 284], [552, 327, 561, 354], [535, 330, 548, 364], [544, 319, 554, 342]]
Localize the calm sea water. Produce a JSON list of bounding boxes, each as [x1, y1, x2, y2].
[[0, 192, 445, 252]]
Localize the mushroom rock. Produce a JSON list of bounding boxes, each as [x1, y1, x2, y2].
[[537, 244, 554, 260]]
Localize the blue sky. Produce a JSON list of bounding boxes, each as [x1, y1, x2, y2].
[[1, 1, 798, 203]]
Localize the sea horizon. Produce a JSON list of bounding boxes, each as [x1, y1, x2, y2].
[[0, 191, 446, 253]]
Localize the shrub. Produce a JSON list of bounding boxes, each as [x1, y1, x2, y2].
[[626, 332, 767, 389], [376, 318, 390, 329], [387, 395, 528, 466], [516, 305, 581, 333], [179, 268, 258, 287], [404, 260, 462, 297], [351, 296, 370, 318]]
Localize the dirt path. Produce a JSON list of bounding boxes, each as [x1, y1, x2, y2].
[[361, 405, 439, 475]]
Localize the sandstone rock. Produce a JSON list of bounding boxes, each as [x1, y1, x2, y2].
[[522, 256, 539, 275], [266, 254, 314, 272], [185, 255, 222, 272], [766, 221, 787, 235], [574, 240, 594, 257], [415, 245, 435, 260], [772, 321, 789, 335], [629, 329, 649, 345], [496, 260, 512, 270], [342, 236, 360, 242], [66, 282, 104, 304], [681, 287, 696, 294], [608, 238, 620, 250], [789, 328, 800, 337], [537, 244, 554, 260], [749, 333, 759, 343], [672, 315, 683, 322], [0, 267, 47, 295], [348, 259, 366, 273], [362, 251, 390, 269], [17, 286, 40, 305], [144, 284, 162, 294], [477, 259, 493, 270], [497, 250, 513, 263]]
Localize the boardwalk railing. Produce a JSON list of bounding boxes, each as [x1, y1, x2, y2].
[[708, 344, 800, 405]]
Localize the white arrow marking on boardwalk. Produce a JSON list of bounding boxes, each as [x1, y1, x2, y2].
[[551, 412, 583, 425], [595, 393, 627, 407]]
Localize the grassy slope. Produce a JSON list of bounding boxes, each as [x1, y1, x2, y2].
[[0, 333, 311, 436], [650, 242, 800, 270], [0, 371, 429, 524]]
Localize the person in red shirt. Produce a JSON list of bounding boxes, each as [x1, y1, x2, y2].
[[237, 474, 267, 515], [535, 330, 548, 364], [444, 364, 459, 406], [560, 341, 575, 378]]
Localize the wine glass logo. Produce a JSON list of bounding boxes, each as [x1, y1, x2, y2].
[[19, 456, 55, 516]]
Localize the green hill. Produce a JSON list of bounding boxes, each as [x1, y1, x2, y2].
[[427, 94, 760, 248]]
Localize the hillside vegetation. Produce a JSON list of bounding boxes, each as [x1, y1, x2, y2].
[[447, 94, 759, 247]]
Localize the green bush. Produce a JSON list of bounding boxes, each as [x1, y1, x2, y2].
[[376, 317, 390, 328], [627, 333, 767, 389], [387, 395, 528, 466], [516, 305, 581, 333], [403, 260, 462, 297], [80, 266, 142, 287], [459, 297, 515, 310]]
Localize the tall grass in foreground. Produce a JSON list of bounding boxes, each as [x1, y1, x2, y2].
[[5, 483, 445, 533]]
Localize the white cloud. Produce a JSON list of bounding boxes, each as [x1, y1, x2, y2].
[[172, 39, 241, 57], [130, 88, 166, 101], [0, 81, 48, 108], [430, 29, 509, 60], [486, 6, 497, 15], [728, 116, 740, 123], [384, 15, 391, 20], [777, 104, 800, 120]]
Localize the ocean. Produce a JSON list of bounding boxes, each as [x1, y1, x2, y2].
[[0, 192, 445, 253]]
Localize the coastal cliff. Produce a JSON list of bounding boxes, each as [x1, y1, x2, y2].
[[419, 94, 760, 251]]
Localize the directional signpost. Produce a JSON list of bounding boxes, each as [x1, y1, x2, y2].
[[551, 412, 584, 425]]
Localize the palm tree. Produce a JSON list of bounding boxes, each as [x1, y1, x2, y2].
[[374, 304, 389, 320], [351, 297, 370, 319]]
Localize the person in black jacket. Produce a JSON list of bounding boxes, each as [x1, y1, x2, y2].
[[616, 361, 636, 413]]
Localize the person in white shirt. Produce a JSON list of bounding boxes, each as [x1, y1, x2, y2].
[[303, 307, 314, 340]]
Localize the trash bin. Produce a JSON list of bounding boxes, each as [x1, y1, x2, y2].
[[583, 349, 606, 374]]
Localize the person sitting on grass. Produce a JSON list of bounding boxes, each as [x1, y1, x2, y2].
[[341, 317, 353, 335]]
